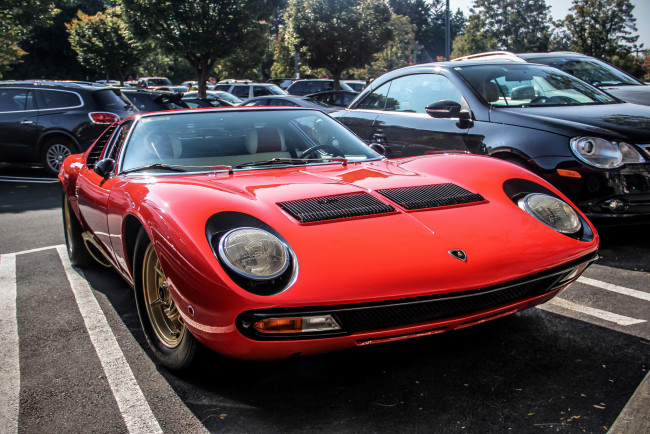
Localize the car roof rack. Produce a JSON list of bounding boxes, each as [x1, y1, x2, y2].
[[451, 51, 525, 62]]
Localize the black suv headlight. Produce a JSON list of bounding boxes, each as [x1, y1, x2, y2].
[[570, 137, 645, 168]]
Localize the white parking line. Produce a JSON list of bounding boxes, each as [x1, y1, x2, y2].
[[56, 246, 163, 433], [0, 176, 59, 184], [578, 276, 650, 302], [0, 254, 19, 434], [544, 297, 647, 326], [13, 244, 62, 256]]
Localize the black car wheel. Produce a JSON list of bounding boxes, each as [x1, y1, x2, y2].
[[43, 138, 76, 176], [62, 193, 93, 267], [133, 229, 198, 371]]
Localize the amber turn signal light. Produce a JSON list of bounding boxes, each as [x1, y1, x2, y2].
[[253, 315, 341, 333]]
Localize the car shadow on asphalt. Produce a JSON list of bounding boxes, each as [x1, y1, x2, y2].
[[82, 264, 649, 433]]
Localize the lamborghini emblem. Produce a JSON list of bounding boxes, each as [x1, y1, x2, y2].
[[448, 249, 467, 262]]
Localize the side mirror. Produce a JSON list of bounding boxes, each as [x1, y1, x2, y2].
[[94, 158, 115, 179], [369, 143, 386, 155], [425, 100, 463, 119]]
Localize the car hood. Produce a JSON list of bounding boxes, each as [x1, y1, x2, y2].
[[490, 103, 650, 143], [145, 155, 598, 306], [601, 85, 650, 106]]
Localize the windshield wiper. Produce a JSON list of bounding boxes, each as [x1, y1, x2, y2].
[[234, 157, 347, 169], [120, 163, 192, 174]]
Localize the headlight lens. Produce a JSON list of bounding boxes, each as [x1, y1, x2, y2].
[[518, 193, 582, 234], [570, 137, 645, 168], [218, 228, 290, 280]]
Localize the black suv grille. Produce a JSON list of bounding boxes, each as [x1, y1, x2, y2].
[[278, 193, 395, 223], [377, 184, 485, 210]]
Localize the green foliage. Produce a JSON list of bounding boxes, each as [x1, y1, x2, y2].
[[389, 0, 466, 60], [286, 0, 393, 87], [214, 22, 271, 82], [451, 0, 552, 57], [121, 0, 277, 95], [561, 0, 638, 59], [0, 0, 58, 77], [356, 14, 418, 79], [66, 6, 144, 84]]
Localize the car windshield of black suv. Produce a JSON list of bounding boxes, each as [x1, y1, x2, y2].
[[525, 57, 643, 87], [454, 64, 619, 107]]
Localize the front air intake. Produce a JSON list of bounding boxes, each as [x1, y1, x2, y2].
[[278, 193, 396, 223], [377, 184, 485, 210]]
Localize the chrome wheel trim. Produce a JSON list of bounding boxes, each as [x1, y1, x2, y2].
[[46, 143, 71, 172], [142, 244, 185, 348]]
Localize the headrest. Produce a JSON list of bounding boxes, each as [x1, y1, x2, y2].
[[484, 82, 499, 103], [245, 127, 286, 153]]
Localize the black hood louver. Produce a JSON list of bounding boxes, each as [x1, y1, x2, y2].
[[377, 184, 485, 210], [278, 193, 395, 223]]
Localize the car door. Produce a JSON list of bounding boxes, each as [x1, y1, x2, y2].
[[76, 121, 133, 263], [334, 82, 390, 144], [0, 87, 40, 162], [371, 73, 470, 158]]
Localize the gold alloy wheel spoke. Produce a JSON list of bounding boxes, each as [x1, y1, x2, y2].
[[142, 243, 185, 348]]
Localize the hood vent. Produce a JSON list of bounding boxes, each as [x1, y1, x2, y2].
[[278, 193, 395, 223], [377, 184, 485, 210]]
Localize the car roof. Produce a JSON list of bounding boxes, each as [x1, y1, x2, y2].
[[0, 80, 113, 91]]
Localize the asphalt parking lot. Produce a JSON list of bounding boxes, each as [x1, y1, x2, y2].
[[1, 164, 648, 433]]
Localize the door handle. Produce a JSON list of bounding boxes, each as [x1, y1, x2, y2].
[[20, 120, 34, 125]]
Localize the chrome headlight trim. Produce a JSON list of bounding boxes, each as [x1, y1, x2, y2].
[[570, 137, 645, 169], [518, 193, 582, 234], [218, 227, 291, 281]]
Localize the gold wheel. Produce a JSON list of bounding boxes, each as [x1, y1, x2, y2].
[[142, 243, 185, 348], [63, 197, 74, 256]]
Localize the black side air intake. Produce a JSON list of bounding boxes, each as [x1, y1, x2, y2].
[[278, 193, 396, 223], [377, 184, 485, 210]]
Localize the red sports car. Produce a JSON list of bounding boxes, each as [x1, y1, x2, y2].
[[59, 107, 599, 370]]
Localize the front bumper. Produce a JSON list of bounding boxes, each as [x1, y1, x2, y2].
[[189, 253, 597, 360]]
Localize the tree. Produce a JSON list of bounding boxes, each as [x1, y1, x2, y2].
[[121, 0, 277, 97], [214, 22, 271, 82], [389, 0, 466, 61], [286, 0, 393, 89], [451, 0, 553, 57], [357, 14, 419, 79], [0, 0, 58, 77], [66, 7, 145, 85], [561, 0, 638, 59]]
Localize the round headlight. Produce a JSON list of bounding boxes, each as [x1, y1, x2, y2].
[[518, 193, 582, 234], [218, 228, 290, 280], [570, 137, 644, 168]]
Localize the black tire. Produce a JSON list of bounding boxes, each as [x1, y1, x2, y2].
[[133, 229, 198, 371], [42, 138, 76, 176], [62, 193, 93, 267]]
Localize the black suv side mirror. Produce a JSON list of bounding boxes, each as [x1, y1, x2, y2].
[[425, 100, 470, 121], [94, 158, 115, 179]]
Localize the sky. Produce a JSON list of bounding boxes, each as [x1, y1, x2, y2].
[[449, 0, 649, 51]]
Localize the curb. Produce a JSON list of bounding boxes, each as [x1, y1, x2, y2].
[[609, 369, 650, 433]]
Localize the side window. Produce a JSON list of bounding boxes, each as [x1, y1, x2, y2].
[[231, 86, 249, 98], [38, 89, 82, 109], [290, 82, 306, 93], [104, 120, 134, 161], [244, 99, 267, 106], [384, 74, 464, 114], [356, 81, 391, 110], [0, 88, 35, 112], [214, 85, 230, 92], [253, 86, 272, 97], [86, 124, 119, 169]]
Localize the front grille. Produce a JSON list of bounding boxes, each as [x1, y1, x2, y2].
[[238, 253, 598, 340], [278, 193, 395, 223], [377, 184, 485, 210]]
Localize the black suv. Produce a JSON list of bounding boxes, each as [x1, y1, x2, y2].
[[0, 81, 136, 175], [287, 79, 354, 96], [121, 88, 189, 113], [334, 62, 650, 222]]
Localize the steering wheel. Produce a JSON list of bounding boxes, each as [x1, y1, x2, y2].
[[530, 96, 547, 104], [299, 144, 345, 159], [546, 96, 580, 105]]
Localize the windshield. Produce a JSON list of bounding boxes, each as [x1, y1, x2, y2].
[[526, 57, 643, 87], [120, 109, 380, 172], [454, 64, 619, 107]]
